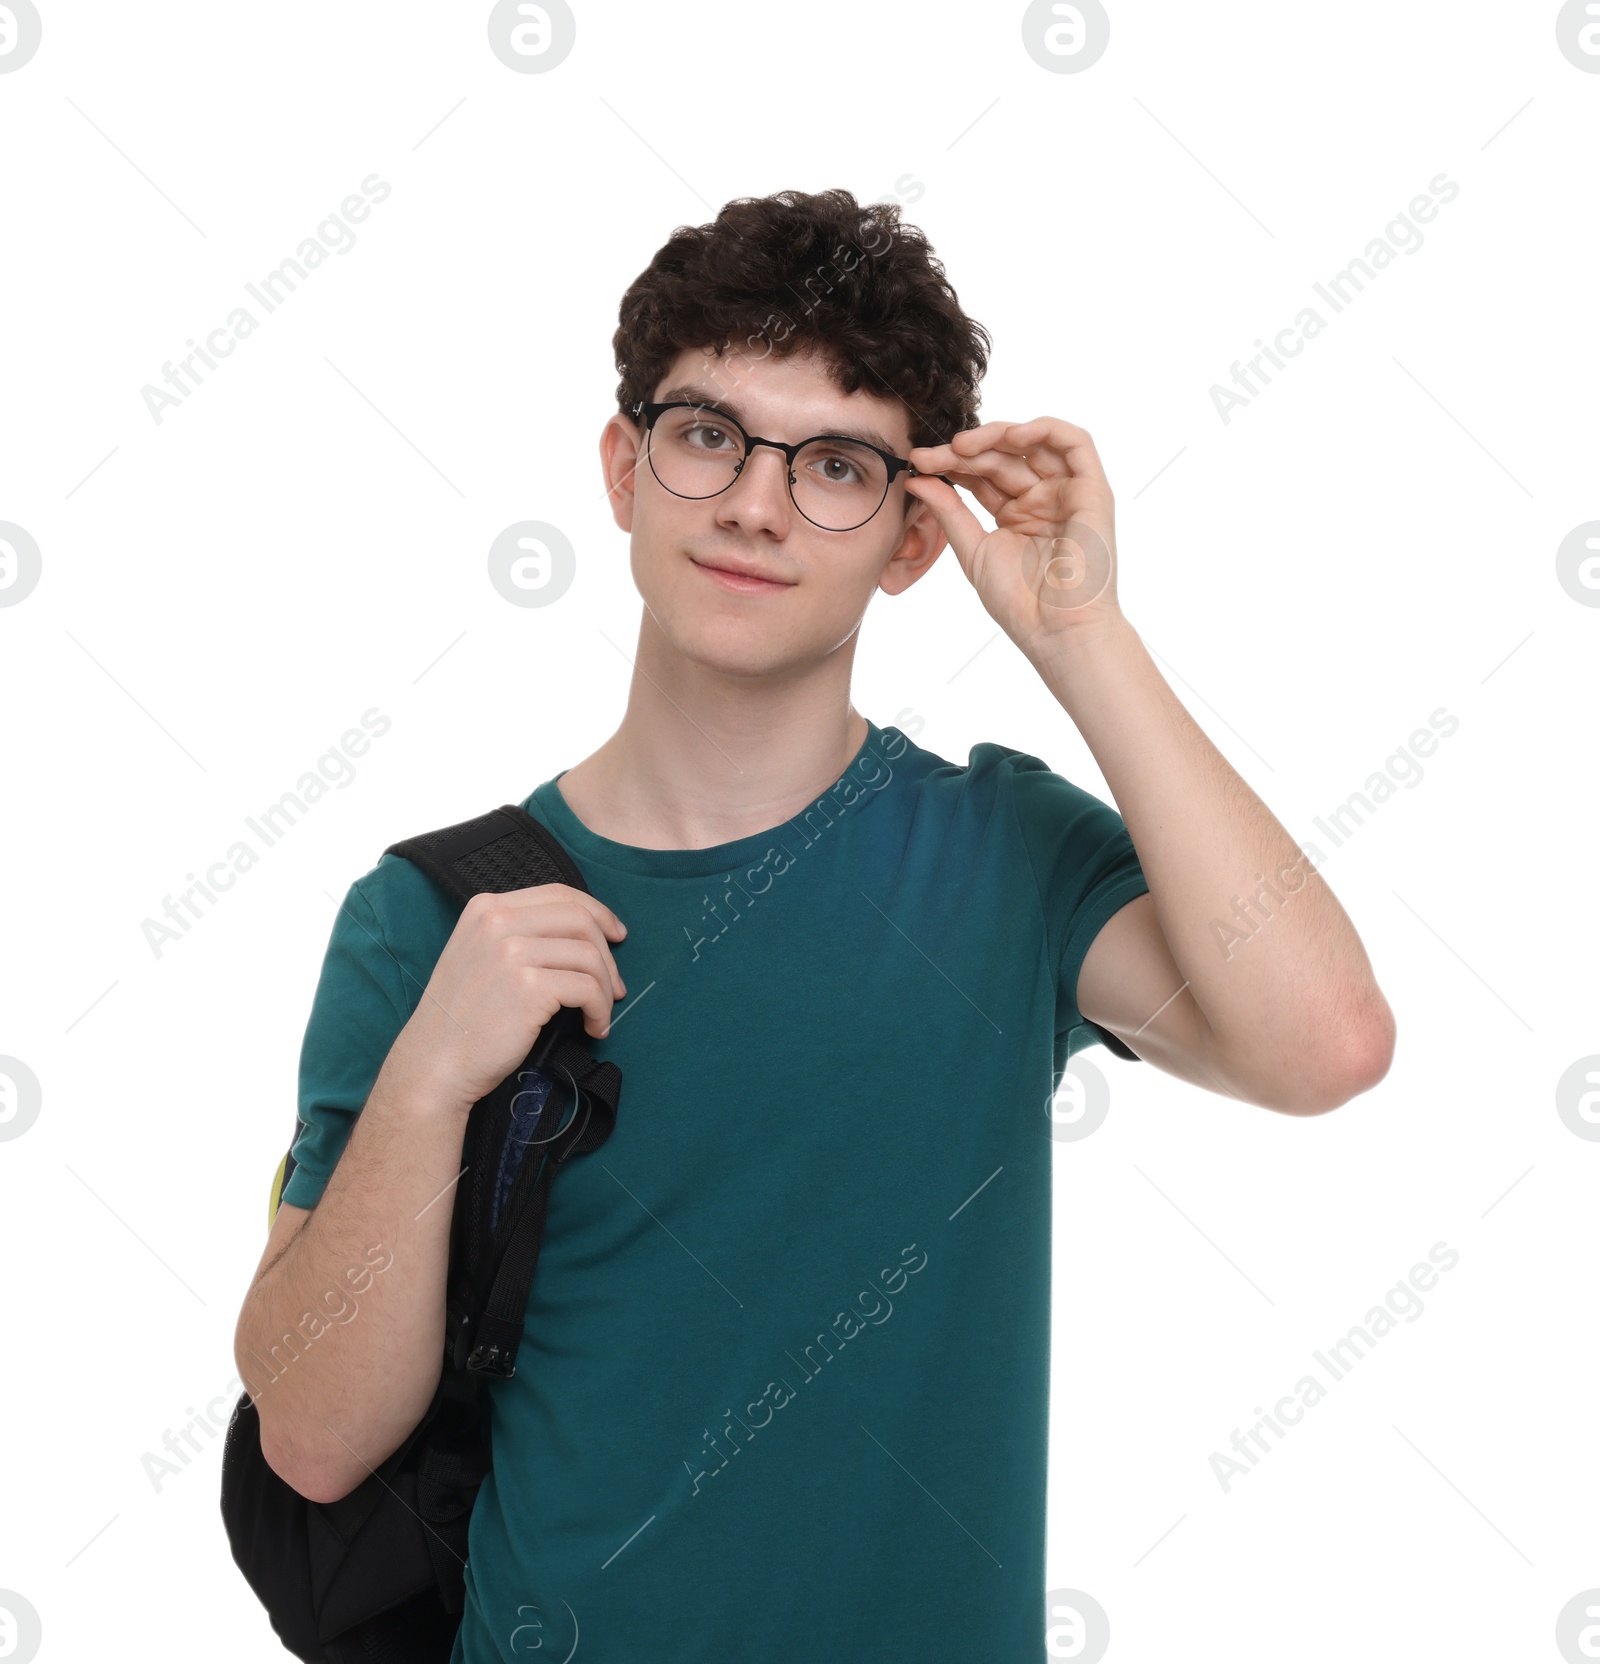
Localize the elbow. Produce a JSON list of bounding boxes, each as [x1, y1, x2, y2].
[[231, 1348, 338, 1503], [233, 1323, 367, 1505], [287, 1465, 362, 1508], [241, 1360, 362, 1505], [1281, 991, 1398, 1115], [257, 1415, 362, 1506], [299, 1470, 364, 1507]]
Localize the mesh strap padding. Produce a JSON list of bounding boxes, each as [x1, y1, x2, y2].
[[384, 804, 585, 909]]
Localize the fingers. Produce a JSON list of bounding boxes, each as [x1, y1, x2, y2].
[[913, 441, 1039, 499], [944, 472, 1010, 520], [469, 886, 627, 999], [902, 475, 992, 568], [915, 462, 1088, 533], [519, 951, 621, 1039], [497, 882, 627, 942], [988, 418, 1110, 496], [994, 415, 1099, 462], [912, 418, 1109, 495]]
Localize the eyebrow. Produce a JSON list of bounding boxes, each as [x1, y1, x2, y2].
[[656, 383, 904, 457]]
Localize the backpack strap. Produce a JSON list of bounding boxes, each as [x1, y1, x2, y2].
[[383, 801, 623, 1384], [452, 1032, 621, 1379], [385, 802, 585, 907]]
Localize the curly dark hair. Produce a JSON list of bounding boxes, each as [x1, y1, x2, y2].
[[613, 188, 990, 452]]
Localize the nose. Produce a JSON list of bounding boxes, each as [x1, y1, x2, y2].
[[737, 439, 796, 491], [716, 440, 794, 531]]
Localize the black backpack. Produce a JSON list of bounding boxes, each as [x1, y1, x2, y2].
[[220, 804, 624, 1662]]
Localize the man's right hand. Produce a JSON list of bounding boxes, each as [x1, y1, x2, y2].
[[385, 884, 629, 1113], [235, 880, 628, 1503]]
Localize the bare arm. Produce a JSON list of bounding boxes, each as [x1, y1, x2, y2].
[[904, 416, 1396, 1114], [233, 883, 628, 1504], [233, 1054, 472, 1505], [1057, 618, 1395, 1114]]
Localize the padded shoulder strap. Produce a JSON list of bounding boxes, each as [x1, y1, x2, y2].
[[384, 803, 587, 908], [383, 798, 623, 1386]]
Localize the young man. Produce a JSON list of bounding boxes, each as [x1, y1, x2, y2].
[[234, 188, 1394, 1660]]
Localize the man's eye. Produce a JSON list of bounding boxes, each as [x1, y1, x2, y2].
[[813, 452, 863, 484], [687, 424, 734, 450]]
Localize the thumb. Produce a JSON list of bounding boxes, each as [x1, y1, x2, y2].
[[906, 476, 988, 570]]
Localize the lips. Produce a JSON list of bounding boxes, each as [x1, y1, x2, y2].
[[691, 557, 795, 593]]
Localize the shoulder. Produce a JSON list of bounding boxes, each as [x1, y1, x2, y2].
[[356, 843, 459, 928], [883, 723, 1090, 815], [322, 836, 469, 1010], [894, 732, 1134, 904]]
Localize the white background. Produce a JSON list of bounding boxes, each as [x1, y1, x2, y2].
[[1, 2, 1596, 1660]]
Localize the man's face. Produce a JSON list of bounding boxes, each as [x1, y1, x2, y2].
[[600, 342, 946, 680]]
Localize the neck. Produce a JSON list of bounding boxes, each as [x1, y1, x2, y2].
[[557, 610, 870, 850]]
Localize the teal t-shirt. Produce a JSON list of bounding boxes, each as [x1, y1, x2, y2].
[[283, 718, 1148, 1662]]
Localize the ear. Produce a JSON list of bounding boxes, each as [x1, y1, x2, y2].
[[600, 412, 644, 532], [877, 494, 948, 596]]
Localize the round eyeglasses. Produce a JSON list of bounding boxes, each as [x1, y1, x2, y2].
[[631, 399, 940, 533]]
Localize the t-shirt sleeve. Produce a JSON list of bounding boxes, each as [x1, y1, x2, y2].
[[1005, 750, 1151, 1059], [280, 877, 413, 1210]]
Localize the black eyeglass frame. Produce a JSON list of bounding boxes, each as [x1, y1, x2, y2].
[[629, 398, 949, 532]]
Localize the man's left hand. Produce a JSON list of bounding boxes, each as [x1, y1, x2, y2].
[[906, 417, 1122, 660]]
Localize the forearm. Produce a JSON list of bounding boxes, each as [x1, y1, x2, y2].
[[234, 1052, 473, 1503], [1032, 613, 1394, 1099]]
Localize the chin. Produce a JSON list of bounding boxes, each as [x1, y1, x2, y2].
[[656, 601, 803, 678], [682, 629, 798, 680]]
